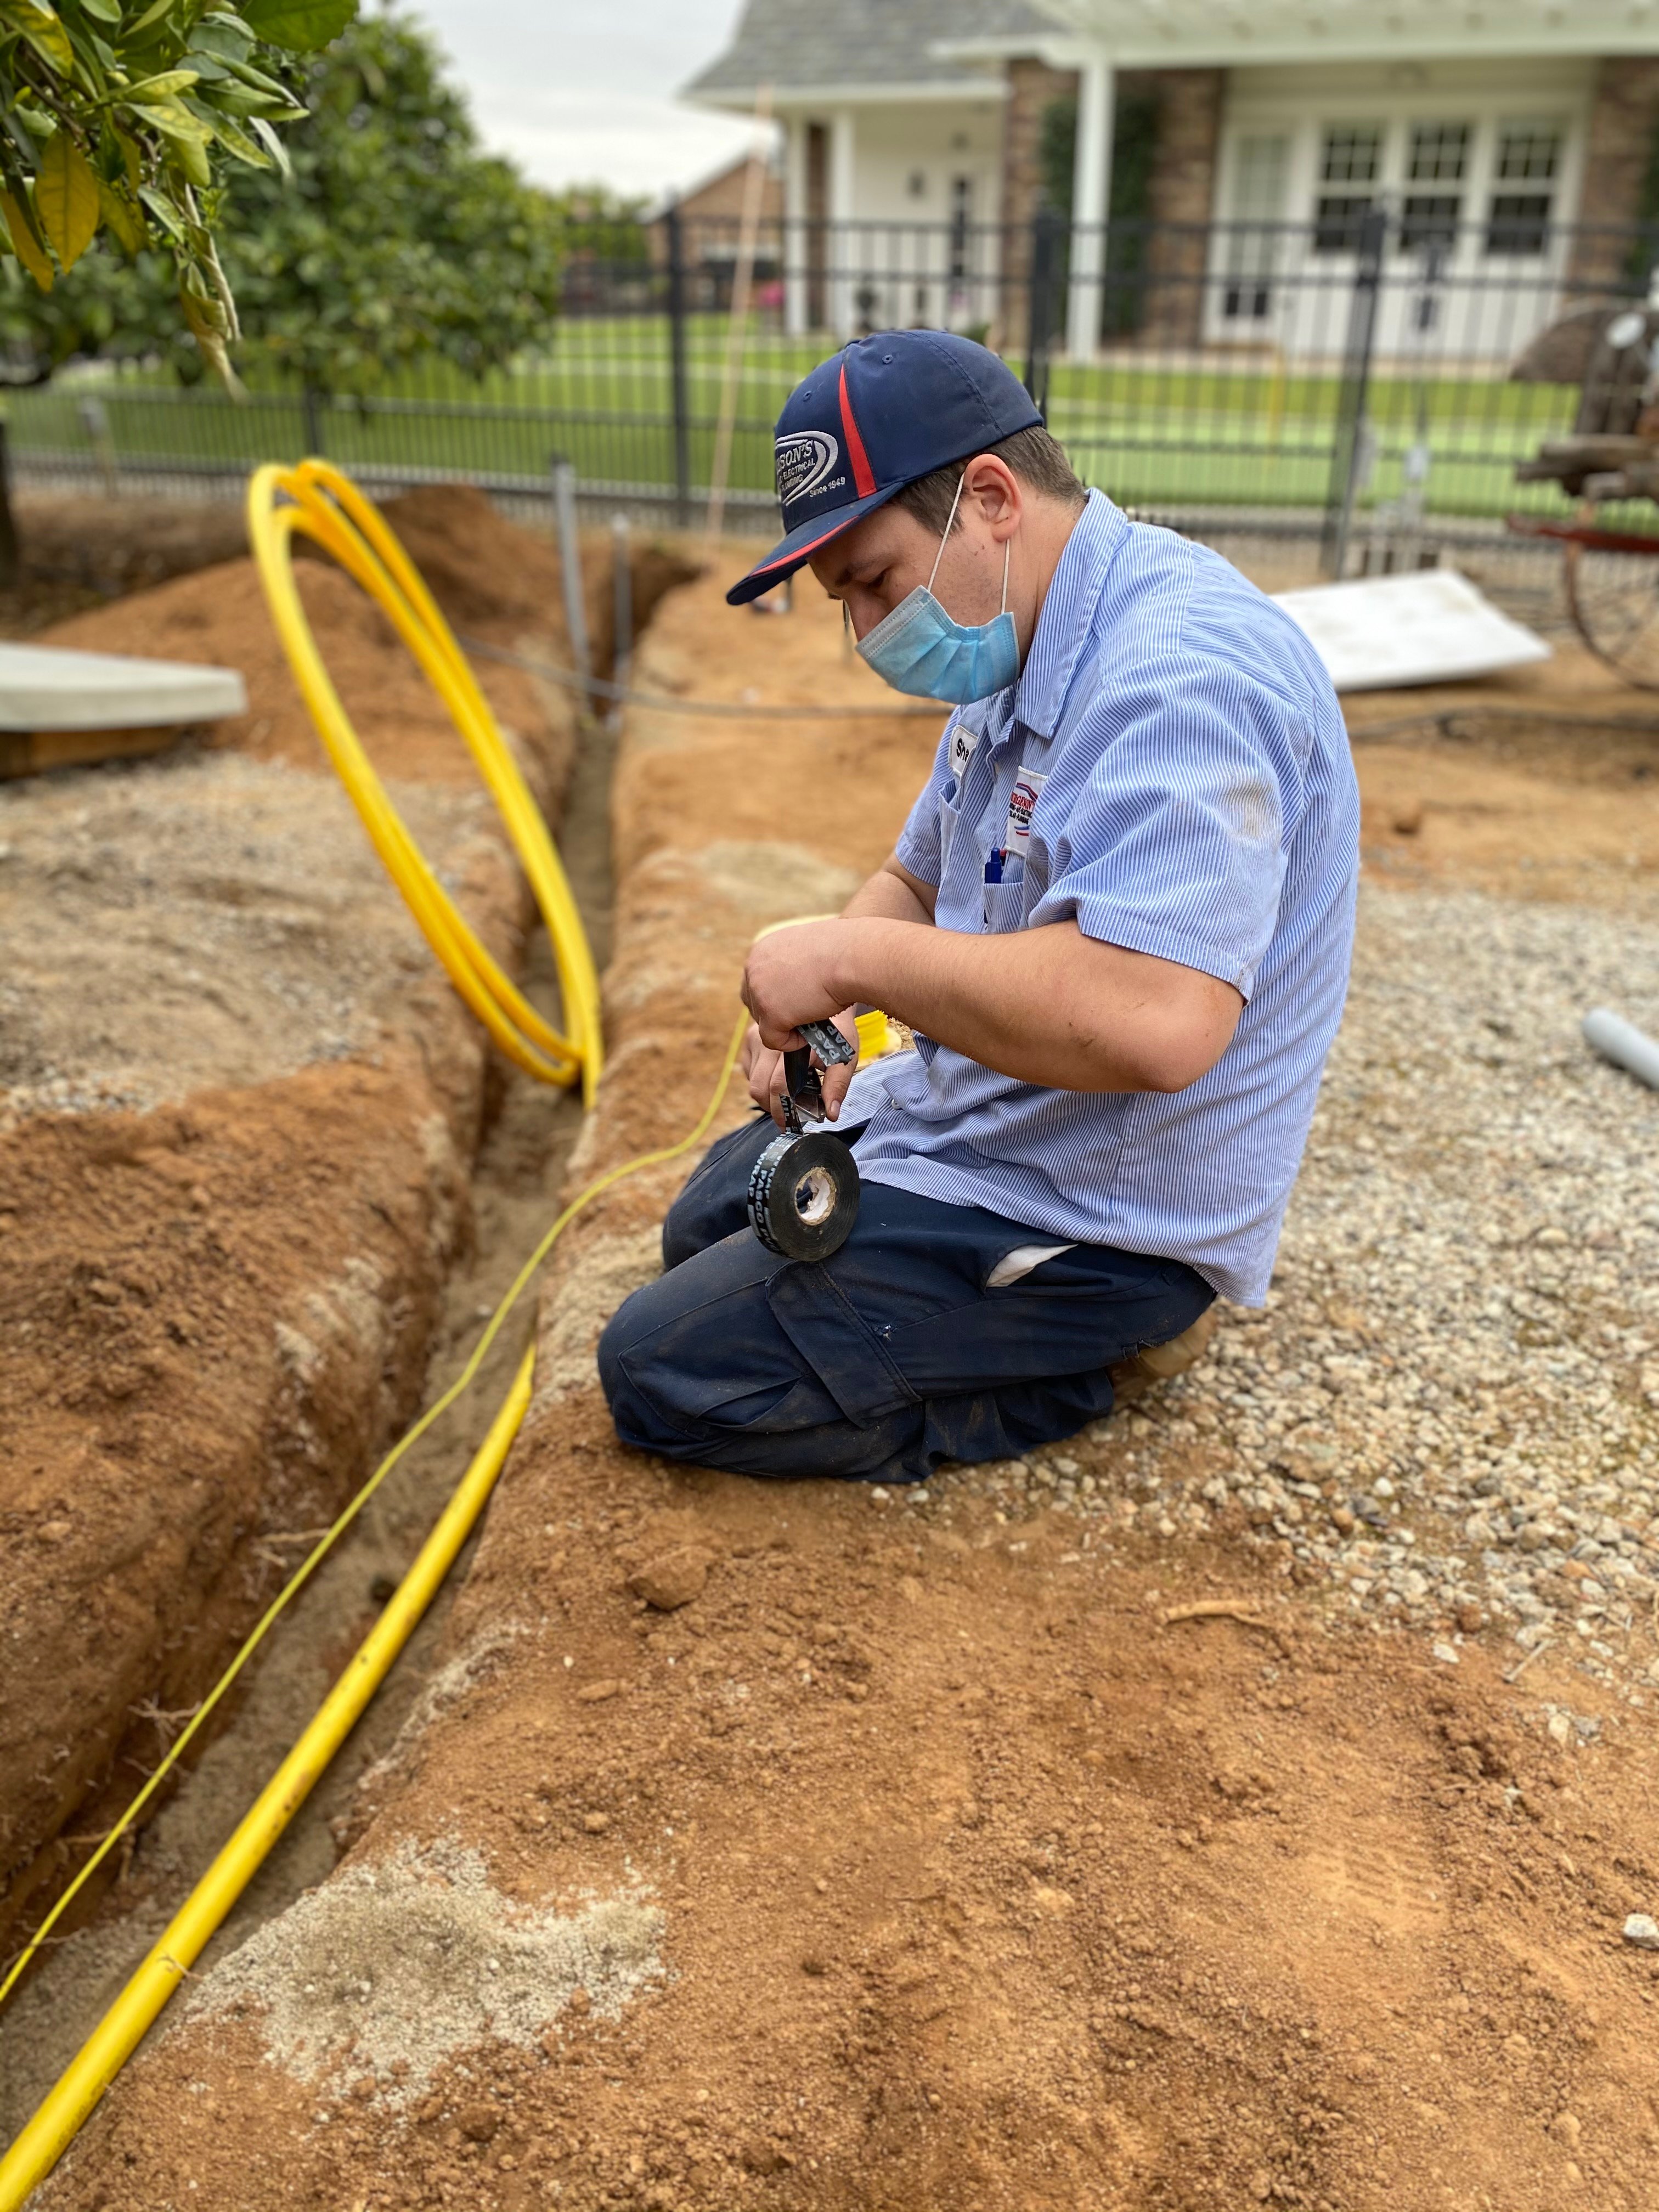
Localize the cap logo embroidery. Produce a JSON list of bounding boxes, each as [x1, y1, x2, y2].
[[775, 430, 841, 508]]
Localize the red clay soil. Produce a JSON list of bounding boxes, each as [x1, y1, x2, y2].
[[0, 488, 672, 1974], [48, 565, 1659, 2212], [0, 1047, 467, 1970]]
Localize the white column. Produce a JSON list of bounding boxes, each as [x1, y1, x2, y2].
[[1065, 55, 1114, 362], [783, 113, 808, 336], [828, 107, 857, 342]]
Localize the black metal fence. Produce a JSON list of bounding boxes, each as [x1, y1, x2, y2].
[[8, 206, 1655, 591]]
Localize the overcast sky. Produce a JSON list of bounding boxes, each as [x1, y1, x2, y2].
[[407, 0, 766, 202]]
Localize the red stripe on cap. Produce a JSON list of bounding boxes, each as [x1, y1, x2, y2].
[[838, 362, 877, 498]]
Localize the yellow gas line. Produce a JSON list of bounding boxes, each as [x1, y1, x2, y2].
[[0, 460, 757, 2208], [245, 458, 603, 1105], [0, 1006, 748, 2211], [0, 1347, 532, 2209]]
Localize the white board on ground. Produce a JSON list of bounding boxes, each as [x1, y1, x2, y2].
[[0, 641, 247, 732], [1271, 568, 1550, 693]]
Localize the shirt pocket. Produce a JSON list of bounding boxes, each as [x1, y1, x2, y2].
[[981, 859, 1029, 934]]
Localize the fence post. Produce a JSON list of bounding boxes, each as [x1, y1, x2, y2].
[[1321, 206, 1386, 580], [1024, 207, 1066, 423], [550, 454, 592, 696], [610, 512, 633, 733], [665, 201, 692, 529], [302, 383, 326, 459]]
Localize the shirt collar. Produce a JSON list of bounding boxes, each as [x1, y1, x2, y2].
[[1011, 490, 1126, 741]]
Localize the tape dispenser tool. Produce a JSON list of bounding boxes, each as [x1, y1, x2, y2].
[[747, 1018, 861, 1260]]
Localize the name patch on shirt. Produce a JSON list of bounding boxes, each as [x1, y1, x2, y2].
[[947, 720, 981, 782]]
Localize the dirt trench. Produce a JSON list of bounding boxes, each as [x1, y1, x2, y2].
[[41, 560, 1659, 2212], [0, 489, 692, 1998]]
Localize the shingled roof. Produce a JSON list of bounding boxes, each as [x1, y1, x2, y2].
[[684, 0, 1055, 104]]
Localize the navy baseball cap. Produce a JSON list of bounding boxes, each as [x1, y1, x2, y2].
[[725, 330, 1043, 606]]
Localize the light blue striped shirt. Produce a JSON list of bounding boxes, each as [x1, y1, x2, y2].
[[843, 490, 1359, 1306]]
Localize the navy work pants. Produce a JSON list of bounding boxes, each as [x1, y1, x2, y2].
[[597, 1114, 1215, 1486]]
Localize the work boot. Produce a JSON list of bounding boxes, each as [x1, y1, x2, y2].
[[1109, 1306, 1218, 1405]]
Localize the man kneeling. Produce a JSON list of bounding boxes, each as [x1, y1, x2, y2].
[[599, 332, 1358, 1486]]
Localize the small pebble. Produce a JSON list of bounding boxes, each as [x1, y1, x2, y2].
[[1622, 1913, 1659, 1951]]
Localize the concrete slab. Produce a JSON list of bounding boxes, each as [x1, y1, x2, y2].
[[1272, 568, 1551, 693], [0, 641, 246, 732]]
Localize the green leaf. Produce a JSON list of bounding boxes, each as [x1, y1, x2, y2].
[[240, 0, 355, 54], [136, 179, 185, 238], [208, 109, 268, 167], [248, 109, 289, 177], [162, 128, 212, 187], [35, 126, 100, 268], [179, 279, 239, 385], [96, 172, 144, 252], [0, 1, 74, 75], [222, 54, 294, 97], [191, 18, 253, 59], [123, 0, 182, 36], [122, 69, 202, 101], [76, 0, 121, 19], [125, 93, 208, 142], [0, 184, 52, 287]]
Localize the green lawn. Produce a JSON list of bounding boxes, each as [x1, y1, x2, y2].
[[3, 314, 1594, 527]]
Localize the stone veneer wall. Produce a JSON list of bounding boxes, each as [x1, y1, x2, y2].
[[1569, 57, 1659, 292], [998, 60, 1226, 354]]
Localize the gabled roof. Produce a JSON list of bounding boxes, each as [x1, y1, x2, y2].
[[684, 0, 1054, 107]]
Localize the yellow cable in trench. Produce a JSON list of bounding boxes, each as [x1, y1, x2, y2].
[[0, 1008, 750, 2212], [245, 458, 604, 1107]]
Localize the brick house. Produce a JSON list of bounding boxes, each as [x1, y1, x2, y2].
[[683, 0, 1659, 357]]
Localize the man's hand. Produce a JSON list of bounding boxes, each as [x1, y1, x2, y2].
[[740, 1009, 861, 1128], [741, 919, 859, 1052]]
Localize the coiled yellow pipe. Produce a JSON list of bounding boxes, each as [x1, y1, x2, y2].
[[245, 459, 604, 1104]]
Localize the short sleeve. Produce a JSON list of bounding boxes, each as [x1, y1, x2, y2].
[[1028, 662, 1305, 1000], [890, 713, 961, 888]]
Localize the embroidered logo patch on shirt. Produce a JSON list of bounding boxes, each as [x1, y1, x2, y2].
[[1003, 767, 1048, 854]]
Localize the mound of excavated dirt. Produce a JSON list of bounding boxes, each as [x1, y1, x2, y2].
[[59, 556, 1659, 2212], [0, 491, 254, 639], [33, 485, 583, 786]]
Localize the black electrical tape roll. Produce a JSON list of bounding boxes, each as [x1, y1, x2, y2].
[[747, 1129, 861, 1261]]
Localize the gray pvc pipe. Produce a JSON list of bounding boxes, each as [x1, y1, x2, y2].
[[1583, 1007, 1659, 1090]]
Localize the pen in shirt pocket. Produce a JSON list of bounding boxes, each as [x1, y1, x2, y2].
[[983, 848, 1006, 884]]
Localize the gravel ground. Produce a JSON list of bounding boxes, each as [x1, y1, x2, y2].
[[892, 881, 1659, 1703]]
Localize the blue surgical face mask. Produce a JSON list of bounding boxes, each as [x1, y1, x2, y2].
[[856, 473, 1020, 703]]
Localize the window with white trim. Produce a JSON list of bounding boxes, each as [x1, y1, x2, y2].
[[1312, 122, 1381, 255], [1485, 119, 1563, 255], [1399, 120, 1470, 253]]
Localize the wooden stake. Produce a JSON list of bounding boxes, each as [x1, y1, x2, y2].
[[704, 85, 774, 552]]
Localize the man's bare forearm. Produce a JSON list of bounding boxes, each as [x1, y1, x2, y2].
[[840, 853, 936, 927], [815, 915, 1242, 1093]]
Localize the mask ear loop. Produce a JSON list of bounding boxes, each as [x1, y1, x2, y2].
[[926, 471, 969, 597], [926, 470, 1011, 616]]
